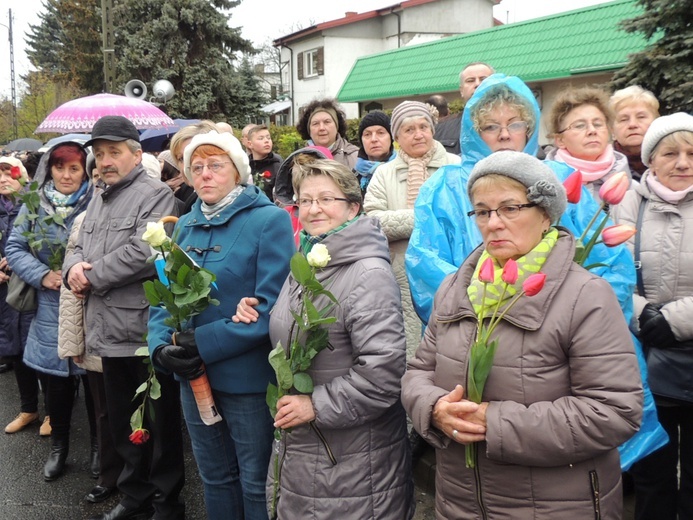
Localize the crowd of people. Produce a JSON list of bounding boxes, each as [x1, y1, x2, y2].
[[0, 61, 691, 520]]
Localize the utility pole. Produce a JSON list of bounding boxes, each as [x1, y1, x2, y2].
[[1, 9, 18, 140], [101, 0, 115, 93]]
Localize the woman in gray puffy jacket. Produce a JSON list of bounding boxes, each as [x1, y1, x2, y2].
[[235, 155, 414, 519], [403, 152, 642, 519]]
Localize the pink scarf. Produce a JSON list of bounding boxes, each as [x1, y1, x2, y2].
[[555, 145, 616, 183], [645, 173, 693, 204]]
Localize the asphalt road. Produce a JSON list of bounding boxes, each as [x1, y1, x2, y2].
[[0, 368, 205, 520], [0, 367, 436, 519]]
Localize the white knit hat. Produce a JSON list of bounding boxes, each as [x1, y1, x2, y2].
[[183, 130, 250, 184], [0, 156, 29, 182], [140, 153, 161, 179], [641, 112, 693, 167]]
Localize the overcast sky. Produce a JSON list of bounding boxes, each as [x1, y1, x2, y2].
[[0, 0, 607, 98]]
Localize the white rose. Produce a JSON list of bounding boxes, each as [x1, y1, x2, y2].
[[306, 244, 331, 268], [142, 221, 168, 247]]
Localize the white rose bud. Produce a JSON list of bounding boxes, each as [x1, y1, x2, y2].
[[306, 244, 331, 268], [142, 221, 168, 247]]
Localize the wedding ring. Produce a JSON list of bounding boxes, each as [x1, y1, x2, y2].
[[452, 429, 459, 439]]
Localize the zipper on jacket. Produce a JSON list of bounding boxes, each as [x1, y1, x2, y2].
[[589, 470, 601, 520], [474, 458, 488, 520]]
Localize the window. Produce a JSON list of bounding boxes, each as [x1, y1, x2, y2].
[[305, 49, 319, 77], [297, 47, 324, 80]]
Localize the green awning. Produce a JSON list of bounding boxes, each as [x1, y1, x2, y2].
[[338, 0, 649, 102]]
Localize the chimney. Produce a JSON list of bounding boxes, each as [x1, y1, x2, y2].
[[345, 11, 357, 17]]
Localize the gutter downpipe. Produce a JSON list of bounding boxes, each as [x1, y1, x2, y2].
[[280, 44, 295, 126], [390, 8, 401, 48]]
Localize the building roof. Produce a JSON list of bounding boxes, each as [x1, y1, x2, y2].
[[337, 0, 650, 103], [273, 0, 501, 46]]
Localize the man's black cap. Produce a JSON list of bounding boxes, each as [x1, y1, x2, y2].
[[84, 116, 140, 147]]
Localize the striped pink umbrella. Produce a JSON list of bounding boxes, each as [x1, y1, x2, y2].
[[36, 93, 175, 134]]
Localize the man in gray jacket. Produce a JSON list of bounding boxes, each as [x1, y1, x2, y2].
[[64, 116, 183, 520]]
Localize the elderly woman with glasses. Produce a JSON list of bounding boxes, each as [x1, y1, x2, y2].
[[233, 154, 414, 520], [147, 130, 295, 520], [363, 100, 459, 357], [546, 86, 632, 201], [612, 113, 693, 520], [402, 151, 643, 519]]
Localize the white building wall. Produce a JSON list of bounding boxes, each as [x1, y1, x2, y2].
[[278, 0, 498, 123]]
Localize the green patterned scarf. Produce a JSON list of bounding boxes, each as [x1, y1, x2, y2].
[[299, 215, 360, 254], [468, 228, 558, 316]]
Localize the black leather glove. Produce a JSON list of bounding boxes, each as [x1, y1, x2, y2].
[[173, 329, 198, 354], [153, 345, 205, 380], [639, 303, 678, 350]]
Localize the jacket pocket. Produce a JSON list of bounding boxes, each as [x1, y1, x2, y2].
[[106, 216, 138, 249], [589, 470, 601, 520], [102, 288, 149, 344]]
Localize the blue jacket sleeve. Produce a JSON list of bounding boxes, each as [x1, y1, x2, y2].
[[406, 165, 481, 324]]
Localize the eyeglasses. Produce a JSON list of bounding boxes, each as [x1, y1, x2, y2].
[[557, 119, 607, 134], [297, 196, 350, 208], [480, 121, 529, 136], [190, 161, 232, 176], [467, 203, 537, 222]]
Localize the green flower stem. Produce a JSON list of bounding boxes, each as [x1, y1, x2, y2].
[[577, 202, 607, 247], [485, 291, 525, 339]]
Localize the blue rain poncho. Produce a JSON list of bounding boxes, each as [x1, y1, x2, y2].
[[405, 73, 667, 470]]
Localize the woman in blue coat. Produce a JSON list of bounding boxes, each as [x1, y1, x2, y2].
[[6, 143, 93, 481], [0, 157, 43, 435], [148, 131, 295, 520]]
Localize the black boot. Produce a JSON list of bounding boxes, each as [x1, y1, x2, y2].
[[90, 436, 100, 479], [44, 436, 69, 481]]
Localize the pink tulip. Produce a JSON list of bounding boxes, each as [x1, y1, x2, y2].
[[601, 225, 636, 247], [478, 257, 495, 283], [501, 258, 518, 285], [599, 171, 629, 205], [522, 273, 546, 296], [563, 170, 583, 204]]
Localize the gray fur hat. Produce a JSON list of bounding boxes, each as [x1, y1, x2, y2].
[[641, 112, 693, 167], [468, 151, 567, 222]]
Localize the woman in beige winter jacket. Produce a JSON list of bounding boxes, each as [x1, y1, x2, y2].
[[364, 100, 459, 357], [611, 113, 693, 520], [58, 205, 122, 504], [402, 151, 643, 519]]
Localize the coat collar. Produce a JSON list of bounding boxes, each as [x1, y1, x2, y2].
[[181, 184, 269, 227], [434, 229, 576, 331], [100, 165, 145, 202]]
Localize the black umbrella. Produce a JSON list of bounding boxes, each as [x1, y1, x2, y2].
[[4, 138, 44, 152]]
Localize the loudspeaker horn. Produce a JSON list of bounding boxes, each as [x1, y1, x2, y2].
[[124, 79, 147, 99], [152, 80, 175, 102]]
